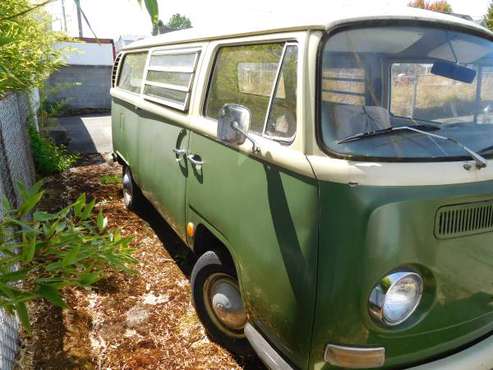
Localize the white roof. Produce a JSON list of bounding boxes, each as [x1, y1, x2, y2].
[[124, 6, 491, 51]]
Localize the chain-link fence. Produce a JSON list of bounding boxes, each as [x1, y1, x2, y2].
[[0, 90, 38, 369]]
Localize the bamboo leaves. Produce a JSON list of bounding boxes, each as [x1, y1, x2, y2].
[[0, 184, 136, 331]]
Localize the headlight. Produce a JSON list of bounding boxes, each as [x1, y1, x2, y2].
[[369, 271, 423, 326]]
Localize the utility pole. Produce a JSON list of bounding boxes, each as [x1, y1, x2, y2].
[[60, 0, 68, 32], [74, 0, 83, 38]]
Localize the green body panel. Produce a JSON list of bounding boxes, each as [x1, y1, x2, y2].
[[311, 180, 493, 370], [112, 100, 493, 370], [111, 99, 140, 170], [136, 111, 189, 239], [186, 132, 319, 369]]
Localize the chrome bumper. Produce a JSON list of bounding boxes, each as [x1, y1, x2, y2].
[[244, 323, 294, 370]]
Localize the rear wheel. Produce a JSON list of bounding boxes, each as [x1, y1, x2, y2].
[[122, 166, 143, 211], [191, 251, 251, 354]]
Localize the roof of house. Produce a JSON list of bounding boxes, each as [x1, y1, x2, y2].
[[124, 6, 492, 51]]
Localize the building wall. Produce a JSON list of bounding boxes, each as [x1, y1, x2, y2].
[[48, 40, 114, 113], [0, 92, 37, 369], [56, 41, 114, 66], [47, 65, 112, 111]]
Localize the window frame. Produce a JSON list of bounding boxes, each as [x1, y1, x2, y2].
[[203, 40, 299, 144], [262, 42, 299, 143], [142, 47, 201, 112], [316, 20, 493, 163], [116, 51, 149, 96]]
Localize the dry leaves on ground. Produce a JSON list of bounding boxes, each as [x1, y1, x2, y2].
[[17, 154, 264, 370]]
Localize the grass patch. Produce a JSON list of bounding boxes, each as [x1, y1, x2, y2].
[[100, 174, 121, 185]]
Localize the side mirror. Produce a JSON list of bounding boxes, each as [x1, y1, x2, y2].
[[218, 104, 260, 153], [218, 104, 251, 145]]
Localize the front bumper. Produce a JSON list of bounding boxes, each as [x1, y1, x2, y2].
[[244, 323, 294, 370], [409, 334, 493, 370]]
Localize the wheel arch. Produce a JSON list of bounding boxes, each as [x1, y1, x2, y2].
[[192, 223, 244, 289]]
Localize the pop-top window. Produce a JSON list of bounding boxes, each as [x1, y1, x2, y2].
[[143, 49, 200, 111], [320, 26, 493, 161]]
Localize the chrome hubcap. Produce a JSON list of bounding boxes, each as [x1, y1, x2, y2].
[[122, 170, 133, 206], [204, 273, 247, 337]]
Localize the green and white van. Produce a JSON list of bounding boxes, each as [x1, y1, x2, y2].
[[111, 6, 493, 369]]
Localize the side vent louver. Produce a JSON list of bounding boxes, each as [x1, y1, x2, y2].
[[435, 200, 493, 239], [112, 53, 123, 88]]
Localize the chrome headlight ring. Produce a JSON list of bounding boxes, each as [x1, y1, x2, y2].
[[369, 271, 423, 327]]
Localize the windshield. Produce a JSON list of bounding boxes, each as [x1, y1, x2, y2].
[[319, 25, 493, 161]]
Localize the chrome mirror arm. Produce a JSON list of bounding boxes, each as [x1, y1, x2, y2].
[[232, 121, 261, 154]]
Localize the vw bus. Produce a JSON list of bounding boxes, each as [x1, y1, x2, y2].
[[111, 6, 493, 369]]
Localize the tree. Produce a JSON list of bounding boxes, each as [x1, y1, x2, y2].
[[484, 0, 493, 31], [153, 13, 192, 36], [0, 0, 66, 95], [167, 13, 192, 31], [408, 0, 453, 13]]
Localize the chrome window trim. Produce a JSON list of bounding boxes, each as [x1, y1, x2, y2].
[[261, 42, 299, 143], [142, 47, 201, 112], [144, 80, 190, 93], [143, 93, 190, 112]]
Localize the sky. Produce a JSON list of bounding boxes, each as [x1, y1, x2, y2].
[[46, 0, 492, 40]]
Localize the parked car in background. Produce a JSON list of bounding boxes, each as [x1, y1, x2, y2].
[[111, 6, 493, 369]]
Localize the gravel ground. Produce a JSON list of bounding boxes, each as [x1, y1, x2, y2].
[[17, 154, 264, 370]]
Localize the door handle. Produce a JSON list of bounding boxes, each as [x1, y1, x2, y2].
[[172, 148, 187, 161], [187, 154, 204, 171]]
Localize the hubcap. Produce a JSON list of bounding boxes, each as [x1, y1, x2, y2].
[[122, 169, 133, 206], [204, 273, 247, 337]]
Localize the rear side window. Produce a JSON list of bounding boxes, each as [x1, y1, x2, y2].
[[143, 49, 200, 111], [118, 52, 148, 93], [205, 43, 298, 139]]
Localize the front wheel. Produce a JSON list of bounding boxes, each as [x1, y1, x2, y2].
[[191, 251, 251, 354]]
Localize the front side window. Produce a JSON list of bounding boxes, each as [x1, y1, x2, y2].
[[320, 26, 493, 161], [206, 43, 298, 140], [118, 52, 147, 93]]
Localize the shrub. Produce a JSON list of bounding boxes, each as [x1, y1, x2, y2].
[[29, 125, 78, 176], [0, 0, 66, 96], [0, 182, 136, 331]]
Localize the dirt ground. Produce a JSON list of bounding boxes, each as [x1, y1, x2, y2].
[[17, 154, 264, 370]]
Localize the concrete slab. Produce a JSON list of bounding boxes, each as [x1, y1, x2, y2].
[[59, 115, 112, 154]]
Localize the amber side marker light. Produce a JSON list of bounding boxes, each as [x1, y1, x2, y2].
[[187, 222, 195, 238], [324, 344, 385, 369]]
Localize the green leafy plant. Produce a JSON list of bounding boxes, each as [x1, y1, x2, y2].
[[29, 125, 78, 176], [0, 0, 67, 96], [0, 182, 136, 331]]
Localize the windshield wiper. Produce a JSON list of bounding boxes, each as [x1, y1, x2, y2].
[[338, 125, 488, 169], [479, 144, 493, 155]]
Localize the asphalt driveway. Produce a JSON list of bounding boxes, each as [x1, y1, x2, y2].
[[59, 115, 112, 154]]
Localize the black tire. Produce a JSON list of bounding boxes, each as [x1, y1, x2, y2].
[[191, 251, 252, 355], [122, 165, 143, 211]]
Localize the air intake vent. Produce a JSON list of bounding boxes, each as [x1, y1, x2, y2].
[[435, 200, 493, 239], [112, 53, 123, 88]]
